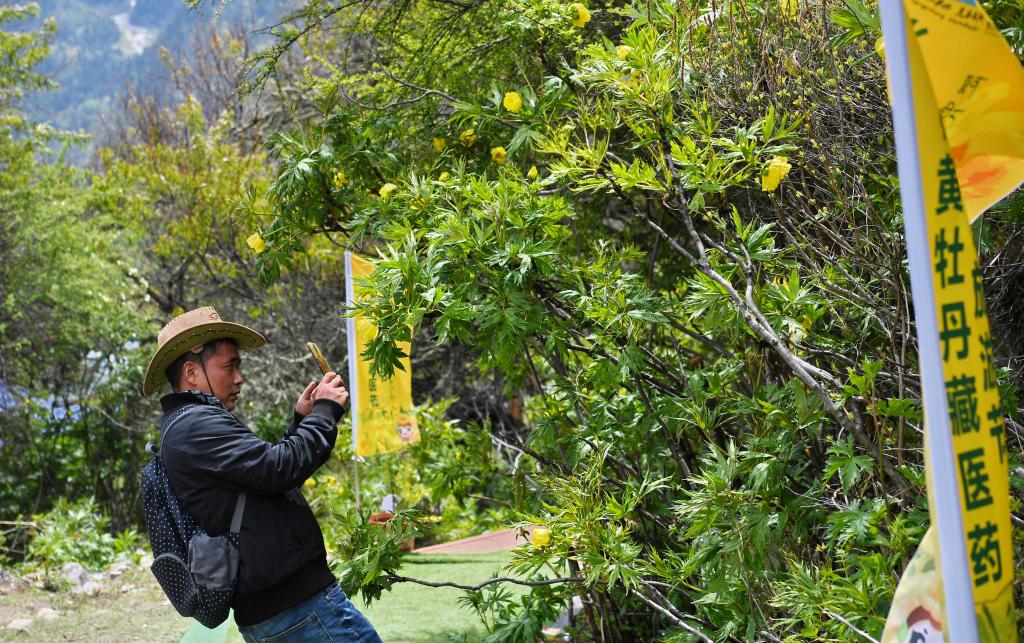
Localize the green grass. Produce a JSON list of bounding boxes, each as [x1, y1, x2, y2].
[[179, 551, 516, 642], [354, 551, 517, 643]]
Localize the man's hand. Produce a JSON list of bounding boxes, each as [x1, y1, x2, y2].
[[294, 381, 318, 416], [316, 371, 350, 408]]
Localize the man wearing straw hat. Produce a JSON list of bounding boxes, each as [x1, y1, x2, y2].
[[143, 306, 381, 641]]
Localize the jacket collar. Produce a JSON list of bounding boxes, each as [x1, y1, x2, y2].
[[160, 390, 224, 414]]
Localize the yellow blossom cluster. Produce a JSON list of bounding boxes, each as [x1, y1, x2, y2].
[[532, 527, 552, 547], [246, 233, 265, 254], [761, 156, 792, 192], [502, 91, 523, 113], [568, 3, 591, 27]]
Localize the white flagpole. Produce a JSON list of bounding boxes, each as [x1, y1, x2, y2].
[[878, 1, 978, 639], [345, 251, 361, 513]]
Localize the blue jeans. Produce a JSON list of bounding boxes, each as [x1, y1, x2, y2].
[[238, 583, 382, 642]]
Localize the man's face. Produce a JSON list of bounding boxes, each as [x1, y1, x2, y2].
[[184, 341, 244, 410]]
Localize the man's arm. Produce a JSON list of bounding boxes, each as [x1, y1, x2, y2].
[[164, 399, 344, 494]]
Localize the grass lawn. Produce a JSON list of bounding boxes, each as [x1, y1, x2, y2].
[[0, 565, 187, 642], [354, 551, 517, 643], [0, 552, 519, 642], [179, 551, 518, 642]]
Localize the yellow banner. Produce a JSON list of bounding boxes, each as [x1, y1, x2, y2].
[[345, 251, 419, 457], [882, 1, 1020, 639], [907, 0, 1024, 220]]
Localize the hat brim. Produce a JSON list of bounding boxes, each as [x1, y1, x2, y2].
[[142, 321, 266, 396]]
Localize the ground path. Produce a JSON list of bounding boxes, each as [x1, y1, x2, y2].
[[183, 529, 531, 642], [0, 530, 530, 642]]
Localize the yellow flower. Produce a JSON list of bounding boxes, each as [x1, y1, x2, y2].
[[460, 128, 477, 147], [439, 171, 450, 182], [379, 182, 398, 198], [616, 45, 632, 60], [491, 146, 508, 164], [303, 478, 317, 488], [569, 3, 591, 28], [432, 137, 446, 152], [332, 170, 348, 188], [761, 156, 792, 192], [502, 91, 523, 113], [532, 527, 552, 547], [246, 233, 265, 254], [527, 165, 538, 179], [325, 475, 337, 486], [874, 37, 885, 59]]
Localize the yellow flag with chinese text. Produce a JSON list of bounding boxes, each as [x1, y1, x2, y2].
[[909, 0, 1024, 221], [881, 1, 1022, 640], [345, 251, 419, 457]]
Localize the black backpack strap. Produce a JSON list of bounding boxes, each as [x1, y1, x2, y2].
[[229, 493, 247, 534], [149, 403, 200, 459]]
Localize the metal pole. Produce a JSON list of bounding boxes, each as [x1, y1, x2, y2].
[[354, 456, 361, 513]]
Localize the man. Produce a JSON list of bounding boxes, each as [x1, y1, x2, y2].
[[143, 306, 381, 642]]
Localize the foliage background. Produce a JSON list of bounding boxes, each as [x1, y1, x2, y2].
[[2, 0, 1024, 640]]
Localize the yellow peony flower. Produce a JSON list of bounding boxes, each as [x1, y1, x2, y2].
[[527, 165, 538, 179], [503, 91, 523, 113], [432, 137, 446, 152], [761, 156, 792, 192], [532, 527, 552, 547], [569, 3, 591, 28], [439, 171, 450, 182], [460, 128, 477, 147], [332, 170, 349, 188], [246, 233, 266, 254], [379, 182, 398, 198], [491, 146, 508, 164], [303, 478, 317, 488], [616, 45, 632, 60]]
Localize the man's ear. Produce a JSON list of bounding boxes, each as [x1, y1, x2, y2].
[[181, 360, 197, 388]]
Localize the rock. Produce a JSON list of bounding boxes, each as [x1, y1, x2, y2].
[[60, 562, 88, 587], [6, 618, 32, 631], [34, 608, 59, 621], [107, 561, 132, 577], [550, 595, 584, 629], [71, 580, 102, 596]]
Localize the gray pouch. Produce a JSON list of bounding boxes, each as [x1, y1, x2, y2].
[[188, 533, 238, 592], [187, 492, 245, 592]]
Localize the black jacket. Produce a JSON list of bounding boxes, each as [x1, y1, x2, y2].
[[158, 390, 344, 626]]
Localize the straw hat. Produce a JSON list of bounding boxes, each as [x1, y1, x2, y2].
[[142, 306, 266, 396]]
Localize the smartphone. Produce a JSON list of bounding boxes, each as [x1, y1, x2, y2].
[[306, 342, 331, 375]]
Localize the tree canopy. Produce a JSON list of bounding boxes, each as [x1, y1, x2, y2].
[[3, 0, 1024, 640]]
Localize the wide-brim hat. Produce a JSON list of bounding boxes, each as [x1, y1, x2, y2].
[[142, 306, 266, 396]]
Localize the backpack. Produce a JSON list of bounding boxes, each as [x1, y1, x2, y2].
[[140, 404, 247, 629]]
